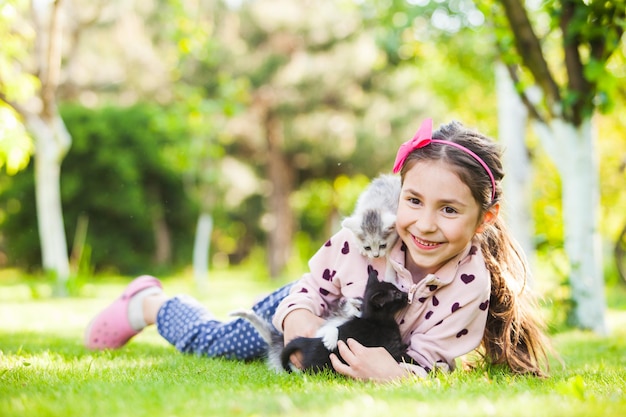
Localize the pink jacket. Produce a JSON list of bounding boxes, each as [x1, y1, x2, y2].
[[272, 227, 491, 377]]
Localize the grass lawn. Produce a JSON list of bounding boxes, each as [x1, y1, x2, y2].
[[1, 270, 625, 417]]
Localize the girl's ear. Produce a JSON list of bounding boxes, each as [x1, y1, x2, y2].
[[476, 202, 500, 233]]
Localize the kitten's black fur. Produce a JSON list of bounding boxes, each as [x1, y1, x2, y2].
[[280, 269, 412, 373]]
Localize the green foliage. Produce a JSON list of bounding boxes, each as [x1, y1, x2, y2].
[[0, 0, 39, 103], [0, 104, 198, 274], [218, 0, 426, 180], [487, 0, 625, 122], [359, 0, 498, 126], [210, 193, 267, 265], [0, 107, 32, 175], [0, 1, 37, 175], [0, 168, 39, 267], [0, 0, 623, 283], [291, 175, 371, 261], [62, 104, 197, 273]]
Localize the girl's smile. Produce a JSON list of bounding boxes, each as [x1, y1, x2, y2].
[[396, 160, 491, 280], [411, 236, 442, 250]]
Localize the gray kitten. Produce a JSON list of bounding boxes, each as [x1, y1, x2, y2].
[[230, 297, 362, 372], [341, 174, 401, 258]]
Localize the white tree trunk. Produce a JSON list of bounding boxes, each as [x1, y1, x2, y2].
[[28, 114, 71, 294], [193, 212, 213, 292], [533, 117, 607, 334], [496, 64, 534, 262]]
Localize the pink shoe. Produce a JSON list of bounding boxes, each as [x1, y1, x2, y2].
[[84, 275, 162, 350]]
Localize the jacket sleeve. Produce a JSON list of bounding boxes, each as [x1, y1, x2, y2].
[[272, 228, 370, 332]]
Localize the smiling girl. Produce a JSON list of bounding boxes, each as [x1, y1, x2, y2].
[[85, 119, 551, 382]]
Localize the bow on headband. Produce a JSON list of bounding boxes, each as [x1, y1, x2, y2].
[[392, 118, 496, 202], [392, 118, 434, 174]]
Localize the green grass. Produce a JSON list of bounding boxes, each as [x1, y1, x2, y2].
[[1, 271, 625, 417]]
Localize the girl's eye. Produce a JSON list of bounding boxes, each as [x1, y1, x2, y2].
[[408, 197, 421, 205], [443, 206, 458, 215]]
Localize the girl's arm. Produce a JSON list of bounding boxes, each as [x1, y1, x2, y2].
[[272, 228, 369, 332], [282, 309, 325, 343], [282, 308, 326, 370]]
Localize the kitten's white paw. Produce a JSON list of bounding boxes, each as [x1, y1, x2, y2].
[[316, 325, 339, 350], [341, 298, 363, 318]]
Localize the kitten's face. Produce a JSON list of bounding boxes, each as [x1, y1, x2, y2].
[[348, 210, 398, 258], [357, 233, 394, 258], [363, 274, 408, 315], [359, 211, 398, 258]]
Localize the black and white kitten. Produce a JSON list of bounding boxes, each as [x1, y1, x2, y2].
[[230, 297, 363, 372], [341, 174, 401, 259], [280, 269, 411, 373]]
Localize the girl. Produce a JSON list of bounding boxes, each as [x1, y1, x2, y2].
[[85, 119, 551, 382]]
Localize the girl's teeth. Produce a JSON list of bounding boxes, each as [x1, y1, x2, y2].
[[416, 238, 437, 246]]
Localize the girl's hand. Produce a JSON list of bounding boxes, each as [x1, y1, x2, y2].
[[282, 309, 325, 369], [329, 338, 409, 382]]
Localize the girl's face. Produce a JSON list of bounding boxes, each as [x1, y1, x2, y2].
[[396, 160, 496, 279]]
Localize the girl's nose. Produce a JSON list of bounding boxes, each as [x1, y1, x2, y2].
[[415, 211, 437, 233]]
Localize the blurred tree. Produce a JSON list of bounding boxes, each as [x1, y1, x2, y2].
[[360, 0, 497, 126], [149, 0, 253, 288], [219, 0, 429, 277], [487, 0, 625, 333], [0, 104, 197, 275], [495, 63, 533, 261], [61, 104, 196, 273], [0, 0, 73, 293], [0, 0, 191, 281]]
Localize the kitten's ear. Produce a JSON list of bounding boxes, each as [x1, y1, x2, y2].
[[341, 216, 360, 232], [369, 291, 386, 309], [381, 212, 397, 231], [367, 268, 379, 286]]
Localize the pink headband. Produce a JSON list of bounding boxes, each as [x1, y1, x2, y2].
[[393, 118, 496, 202]]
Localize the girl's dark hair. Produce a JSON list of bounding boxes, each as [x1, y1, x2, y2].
[[400, 120, 551, 376]]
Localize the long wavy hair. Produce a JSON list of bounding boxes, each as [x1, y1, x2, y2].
[[400, 120, 552, 376]]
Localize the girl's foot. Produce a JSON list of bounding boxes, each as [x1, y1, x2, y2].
[[84, 275, 163, 350]]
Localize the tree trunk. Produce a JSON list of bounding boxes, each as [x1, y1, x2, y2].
[[496, 64, 534, 264], [265, 113, 293, 278], [533, 117, 607, 334], [28, 114, 71, 295], [148, 187, 172, 267], [151, 202, 172, 267], [193, 212, 213, 292]]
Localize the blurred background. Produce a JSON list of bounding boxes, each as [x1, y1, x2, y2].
[[0, 0, 624, 333]]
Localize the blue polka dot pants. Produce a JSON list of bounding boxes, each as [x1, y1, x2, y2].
[[155, 283, 293, 360]]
